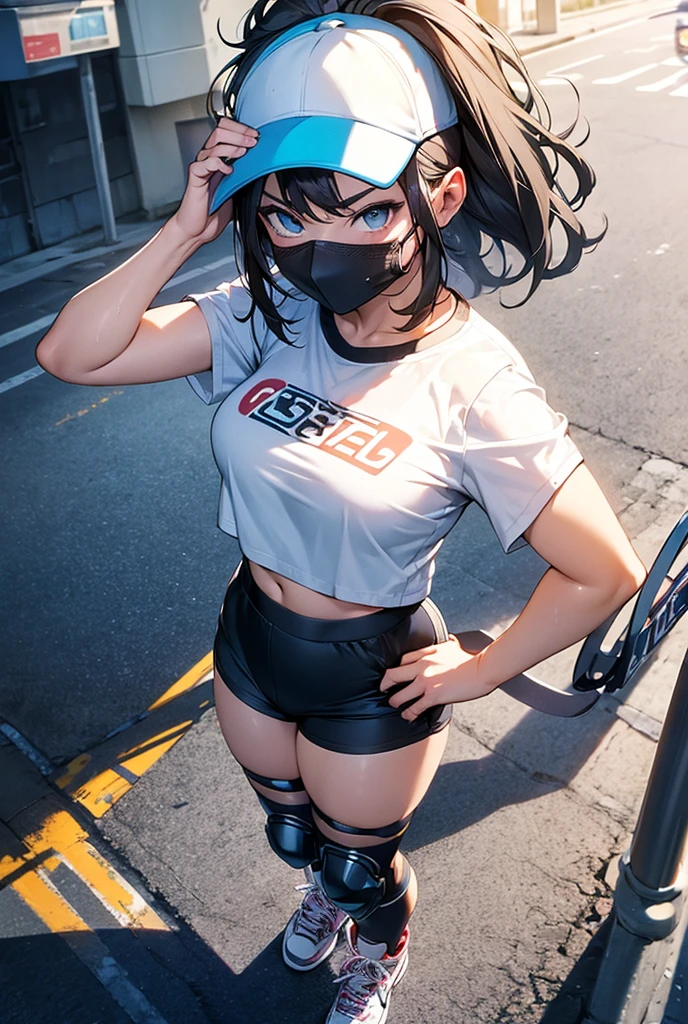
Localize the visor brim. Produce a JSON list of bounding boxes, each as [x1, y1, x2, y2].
[[208, 116, 418, 213]]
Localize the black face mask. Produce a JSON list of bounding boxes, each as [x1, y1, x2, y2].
[[270, 224, 418, 315]]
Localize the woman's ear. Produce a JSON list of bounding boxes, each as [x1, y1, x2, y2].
[[431, 167, 466, 228]]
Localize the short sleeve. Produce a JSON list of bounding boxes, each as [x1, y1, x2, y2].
[[185, 278, 261, 404], [460, 363, 583, 553]]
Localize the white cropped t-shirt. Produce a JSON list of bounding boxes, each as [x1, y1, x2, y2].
[[187, 278, 583, 606]]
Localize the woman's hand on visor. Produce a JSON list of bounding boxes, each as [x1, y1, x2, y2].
[[380, 635, 495, 720], [172, 116, 259, 244]]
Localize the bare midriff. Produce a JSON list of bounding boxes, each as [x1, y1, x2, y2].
[[247, 559, 385, 619]]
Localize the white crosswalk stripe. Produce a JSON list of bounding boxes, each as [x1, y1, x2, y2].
[[548, 54, 604, 73], [0, 366, 44, 394], [637, 67, 688, 92], [670, 82, 688, 97], [546, 51, 688, 98], [593, 63, 659, 84], [539, 75, 582, 85]]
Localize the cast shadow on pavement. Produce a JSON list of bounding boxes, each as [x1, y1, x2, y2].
[[404, 697, 619, 852], [0, 925, 339, 1024], [405, 505, 650, 852]]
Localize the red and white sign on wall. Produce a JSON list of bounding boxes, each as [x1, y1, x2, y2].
[[14, 2, 118, 65], [22, 33, 61, 62]]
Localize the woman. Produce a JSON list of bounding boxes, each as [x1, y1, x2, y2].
[[36, 0, 646, 1020]]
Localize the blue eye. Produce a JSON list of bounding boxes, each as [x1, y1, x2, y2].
[[360, 206, 391, 230], [274, 210, 303, 235]]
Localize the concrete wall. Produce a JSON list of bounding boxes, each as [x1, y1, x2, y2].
[[115, 0, 251, 216], [124, 98, 208, 217], [199, 0, 253, 82], [115, 0, 250, 110]]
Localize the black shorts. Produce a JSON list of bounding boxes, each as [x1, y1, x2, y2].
[[214, 560, 453, 755]]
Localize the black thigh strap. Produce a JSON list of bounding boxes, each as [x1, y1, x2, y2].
[[243, 767, 306, 793], [312, 801, 413, 839]]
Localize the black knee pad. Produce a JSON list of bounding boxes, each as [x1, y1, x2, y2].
[[355, 852, 414, 954], [264, 809, 317, 870], [315, 806, 414, 922], [320, 844, 386, 919], [320, 837, 414, 953], [244, 767, 316, 870]]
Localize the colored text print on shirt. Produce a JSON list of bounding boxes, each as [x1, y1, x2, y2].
[[238, 378, 412, 476]]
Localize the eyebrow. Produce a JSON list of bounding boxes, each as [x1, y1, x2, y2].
[[259, 184, 388, 219]]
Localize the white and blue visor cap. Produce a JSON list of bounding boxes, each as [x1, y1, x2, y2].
[[209, 13, 459, 213]]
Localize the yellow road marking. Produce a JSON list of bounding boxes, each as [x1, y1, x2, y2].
[[119, 722, 193, 775], [7, 853, 171, 1022], [0, 851, 30, 883], [72, 767, 134, 817], [55, 752, 92, 790], [148, 651, 213, 711], [69, 721, 194, 817], [23, 806, 89, 851], [55, 390, 123, 427], [10, 808, 168, 931], [61, 844, 168, 930], [53, 653, 212, 816], [0, 848, 59, 884], [12, 866, 91, 933]]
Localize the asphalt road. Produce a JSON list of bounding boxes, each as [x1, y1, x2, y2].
[[2, 8, 686, 765], [1, 7, 688, 1024], [476, 8, 688, 465], [1, 234, 243, 762]]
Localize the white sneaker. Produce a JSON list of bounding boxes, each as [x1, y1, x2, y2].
[[325, 922, 410, 1023], [282, 868, 350, 971]]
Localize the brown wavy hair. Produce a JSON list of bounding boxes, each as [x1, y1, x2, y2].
[[209, 0, 606, 343]]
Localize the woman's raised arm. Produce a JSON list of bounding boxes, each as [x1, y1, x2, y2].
[[36, 117, 258, 386]]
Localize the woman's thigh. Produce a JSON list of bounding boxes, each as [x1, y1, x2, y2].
[[214, 672, 300, 780], [295, 726, 449, 837]]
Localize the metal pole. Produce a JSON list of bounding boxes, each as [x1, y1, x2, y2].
[[78, 53, 117, 244], [630, 649, 688, 891], [583, 648, 688, 1024]]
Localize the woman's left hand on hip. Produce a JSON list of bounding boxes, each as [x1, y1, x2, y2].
[[380, 635, 495, 720]]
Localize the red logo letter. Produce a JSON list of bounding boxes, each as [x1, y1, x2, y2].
[[238, 378, 286, 416]]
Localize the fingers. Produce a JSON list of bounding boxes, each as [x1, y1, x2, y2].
[[400, 698, 430, 722], [197, 142, 254, 164], [384, 678, 432, 721], [385, 679, 426, 709], [399, 644, 437, 665], [379, 661, 419, 692], [379, 645, 437, 691], [218, 115, 259, 138], [201, 117, 259, 156], [381, 663, 444, 719], [190, 117, 260, 183], [188, 155, 236, 181]]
